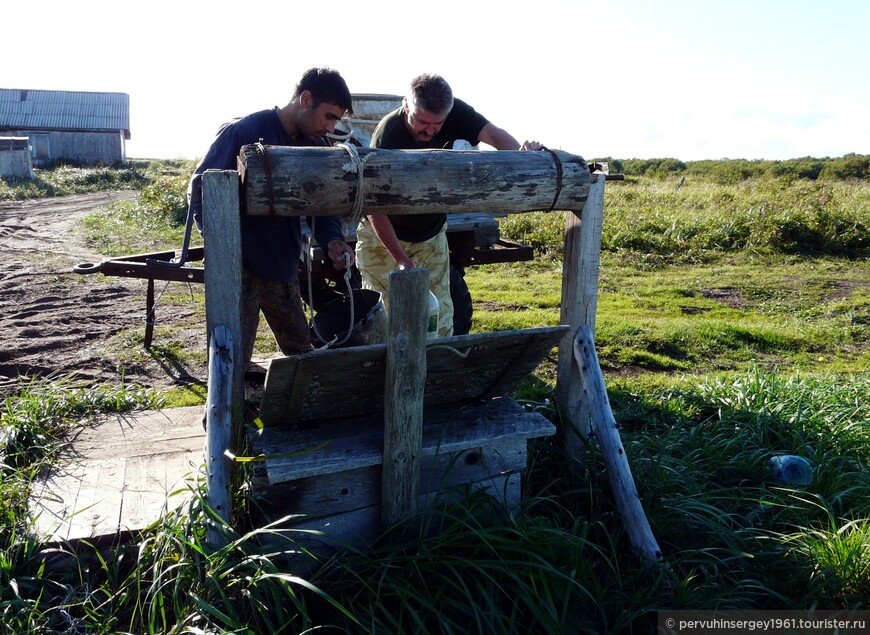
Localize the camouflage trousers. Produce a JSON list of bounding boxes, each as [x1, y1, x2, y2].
[[241, 267, 312, 369], [355, 221, 454, 337]]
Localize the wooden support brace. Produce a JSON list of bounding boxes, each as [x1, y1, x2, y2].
[[573, 324, 662, 562], [205, 324, 233, 546], [556, 174, 606, 454]]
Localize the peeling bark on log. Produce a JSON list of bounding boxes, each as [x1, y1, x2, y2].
[[237, 145, 590, 217]]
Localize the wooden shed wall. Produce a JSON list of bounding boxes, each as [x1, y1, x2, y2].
[[0, 136, 34, 178], [3, 129, 125, 166]]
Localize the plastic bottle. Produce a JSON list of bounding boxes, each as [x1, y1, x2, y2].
[[767, 455, 813, 486], [427, 291, 439, 340]]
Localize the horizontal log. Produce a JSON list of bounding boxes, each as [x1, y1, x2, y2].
[[237, 145, 590, 217]]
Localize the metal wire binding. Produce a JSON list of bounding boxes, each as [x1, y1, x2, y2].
[[541, 146, 564, 211]]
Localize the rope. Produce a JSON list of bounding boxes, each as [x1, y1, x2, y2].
[[426, 344, 471, 359], [306, 219, 355, 349], [541, 146, 564, 211], [337, 142, 376, 225], [255, 140, 277, 215], [305, 141, 372, 350], [326, 128, 355, 143]]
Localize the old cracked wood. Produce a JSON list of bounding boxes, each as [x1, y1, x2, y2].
[[238, 145, 590, 217]]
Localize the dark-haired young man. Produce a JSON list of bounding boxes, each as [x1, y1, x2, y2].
[[188, 67, 356, 368]]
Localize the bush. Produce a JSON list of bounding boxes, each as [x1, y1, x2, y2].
[[138, 173, 191, 226]]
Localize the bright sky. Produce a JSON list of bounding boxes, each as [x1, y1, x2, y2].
[[7, 0, 868, 162]]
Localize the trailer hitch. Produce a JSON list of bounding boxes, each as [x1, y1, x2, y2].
[[74, 246, 204, 348]]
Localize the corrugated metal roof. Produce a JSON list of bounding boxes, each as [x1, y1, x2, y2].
[[0, 89, 130, 134]]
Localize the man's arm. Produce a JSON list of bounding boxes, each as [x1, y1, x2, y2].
[[478, 122, 521, 150], [310, 216, 355, 269], [367, 215, 415, 270], [478, 122, 544, 152], [187, 122, 244, 233]]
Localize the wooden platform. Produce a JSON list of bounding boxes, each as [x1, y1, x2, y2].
[[27, 328, 566, 547], [30, 406, 205, 545], [250, 397, 554, 524], [247, 327, 567, 550]]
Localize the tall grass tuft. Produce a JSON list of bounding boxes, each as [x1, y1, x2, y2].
[[604, 368, 870, 609], [315, 490, 619, 633]]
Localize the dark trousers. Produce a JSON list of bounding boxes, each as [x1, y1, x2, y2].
[[241, 267, 312, 368]]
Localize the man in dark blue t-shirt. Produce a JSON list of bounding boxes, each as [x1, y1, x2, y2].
[[188, 67, 355, 368]]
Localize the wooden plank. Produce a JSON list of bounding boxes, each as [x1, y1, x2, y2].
[[382, 268, 429, 524], [121, 451, 195, 530], [260, 344, 387, 424], [202, 169, 244, 545], [202, 169, 244, 431], [256, 472, 522, 561], [251, 437, 527, 522], [258, 326, 568, 427], [250, 397, 554, 485], [280, 357, 315, 427], [238, 146, 590, 217], [32, 457, 125, 542], [556, 174, 605, 453], [29, 407, 206, 544], [205, 324, 235, 544], [63, 411, 206, 457]]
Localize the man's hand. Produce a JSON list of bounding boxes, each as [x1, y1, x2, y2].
[[395, 253, 416, 270], [520, 140, 545, 151], [326, 240, 355, 269]]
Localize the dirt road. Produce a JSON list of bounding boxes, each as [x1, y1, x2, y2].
[[0, 192, 207, 397]]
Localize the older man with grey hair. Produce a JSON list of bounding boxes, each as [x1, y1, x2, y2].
[[356, 73, 542, 336]]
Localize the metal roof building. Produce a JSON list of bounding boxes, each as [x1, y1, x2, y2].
[[0, 89, 130, 166]]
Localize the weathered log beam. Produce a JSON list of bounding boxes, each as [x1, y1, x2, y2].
[[238, 145, 590, 217]]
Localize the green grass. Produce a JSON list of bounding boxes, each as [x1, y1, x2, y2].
[[0, 161, 150, 201], [3, 368, 866, 632], [78, 159, 197, 255], [1, 160, 869, 632], [466, 252, 869, 379]]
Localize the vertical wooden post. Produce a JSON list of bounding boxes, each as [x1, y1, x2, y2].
[[202, 169, 243, 545], [381, 268, 429, 525], [205, 324, 234, 546], [555, 174, 606, 458], [144, 277, 155, 348]]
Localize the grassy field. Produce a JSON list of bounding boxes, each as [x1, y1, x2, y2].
[[1, 159, 868, 633]]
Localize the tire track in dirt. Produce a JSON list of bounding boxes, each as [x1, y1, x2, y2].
[[0, 192, 207, 397]]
